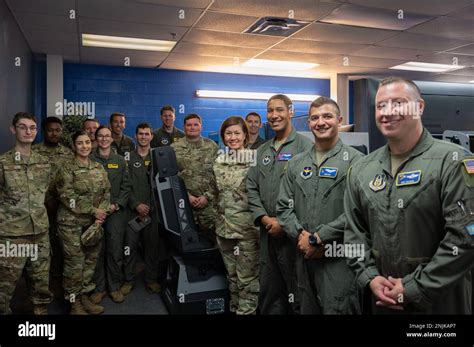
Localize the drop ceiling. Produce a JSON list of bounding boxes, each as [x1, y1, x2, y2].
[[5, 0, 474, 83]]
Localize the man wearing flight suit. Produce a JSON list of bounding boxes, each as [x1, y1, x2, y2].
[[171, 113, 219, 242], [33, 116, 73, 297], [110, 113, 136, 156], [90, 126, 131, 304], [0, 112, 53, 314], [122, 123, 161, 295], [151, 105, 185, 148], [344, 77, 474, 314], [245, 112, 266, 150], [277, 97, 363, 314], [247, 94, 312, 314]]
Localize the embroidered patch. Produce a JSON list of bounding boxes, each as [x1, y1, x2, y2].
[[369, 174, 386, 192], [463, 159, 474, 174], [133, 162, 141, 168], [107, 163, 119, 169], [319, 167, 338, 179], [161, 138, 169, 145], [300, 166, 313, 179], [396, 170, 421, 187], [465, 223, 474, 236], [262, 155, 271, 166], [145, 160, 151, 166], [277, 153, 293, 161]]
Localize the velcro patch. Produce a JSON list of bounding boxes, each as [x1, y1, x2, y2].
[[396, 170, 421, 187]]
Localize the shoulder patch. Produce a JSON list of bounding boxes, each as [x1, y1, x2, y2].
[[463, 159, 474, 175]]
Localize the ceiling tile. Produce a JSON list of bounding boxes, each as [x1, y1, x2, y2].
[[14, 12, 77, 33], [26, 29, 79, 46], [274, 39, 369, 55], [81, 46, 169, 64], [347, 0, 474, 16], [377, 32, 472, 52], [293, 22, 398, 44], [165, 52, 235, 65], [419, 53, 474, 66], [134, 0, 212, 9], [78, 0, 201, 26], [445, 44, 474, 55], [441, 67, 474, 76], [427, 74, 474, 83], [5, 0, 76, 15], [408, 17, 474, 41], [351, 45, 438, 60], [256, 50, 339, 64], [195, 12, 259, 32], [446, 4, 474, 19], [183, 29, 281, 48], [30, 43, 80, 56], [172, 42, 261, 58], [209, 0, 340, 21], [328, 55, 407, 68]]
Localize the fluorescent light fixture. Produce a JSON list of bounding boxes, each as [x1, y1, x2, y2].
[[390, 61, 465, 73], [243, 59, 318, 70], [82, 34, 176, 52], [196, 90, 319, 102], [469, 80, 474, 83]]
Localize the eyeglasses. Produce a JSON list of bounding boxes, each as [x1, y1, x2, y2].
[[16, 124, 37, 132]]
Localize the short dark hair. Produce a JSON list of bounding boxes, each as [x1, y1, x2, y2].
[[83, 118, 100, 127], [378, 77, 422, 98], [135, 122, 153, 134], [71, 130, 89, 144], [309, 97, 341, 117], [184, 113, 202, 125], [12, 112, 36, 127], [220, 116, 250, 147], [110, 112, 125, 123], [161, 105, 175, 115], [95, 125, 112, 137], [245, 112, 262, 122], [267, 94, 293, 111], [42, 116, 63, 130]]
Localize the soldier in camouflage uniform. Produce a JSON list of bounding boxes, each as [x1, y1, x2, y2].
[[171, 113, 219, 242], [0, 112, 53, 315], [56, 131, 111, 314], [83, 118, 100, 150], [213, 116, 259, 315], [32, 116, 73, 298]]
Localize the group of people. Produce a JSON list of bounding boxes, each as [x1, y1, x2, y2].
[[0, 76, 472, 316]]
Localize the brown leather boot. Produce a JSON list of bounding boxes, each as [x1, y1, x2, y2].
[[81, 295, 105, 314], [33, 304, 48, 315], [70, 301, 88, 315], [110, 291, 125, 303], [120, 282, 134, 296], [89, 291, 107, 304]]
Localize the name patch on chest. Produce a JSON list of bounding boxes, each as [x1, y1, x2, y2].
[[277, 153, 293, 161], [319, 167, 338, 179], [396, 170, 421, 187], [107, 163, 119, 169], [145, 160, 151, 167]]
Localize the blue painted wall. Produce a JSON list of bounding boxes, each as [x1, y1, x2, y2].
[[63, 64, 331, 138]]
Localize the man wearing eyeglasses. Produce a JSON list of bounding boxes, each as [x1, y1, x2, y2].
[[0, 112, 54, 315], [33, 116, 73, 299]]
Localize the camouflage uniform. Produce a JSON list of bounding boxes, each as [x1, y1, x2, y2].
[[125, 150, 160, 285], [32, 142, 73, 288], [56, 157, 110, 301], [0, 149, 53, 314], [213, 149, 260, 315], [111, 134, 136, 157], [151, 126, 185, 148], [171, 137, 219, 241], [90, 150, 131, 293]]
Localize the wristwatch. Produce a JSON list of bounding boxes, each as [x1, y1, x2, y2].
[[308, 233, 319, 247]]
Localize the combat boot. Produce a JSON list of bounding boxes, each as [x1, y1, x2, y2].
[[120, 282, 134, 296], [89, 291, 106, 304], [81, 295, 105, 314], [70, 301, 87, 315], [110, 291, 125, 303], [33, 304, 48, 315], [146, 281, 161, 294]]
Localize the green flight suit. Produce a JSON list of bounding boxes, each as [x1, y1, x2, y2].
[[277, 139, 363, 314], [151, 126, 185, 148], [90, 150, 131, 293], [247, 128, 312, 314], [125, 150, 160, 285], [111, 134, 136, 157], [344, 129, 474, 314], [0, 149, 53, 314], [56, 157, 111, 301], [171, 137, 219, 241]]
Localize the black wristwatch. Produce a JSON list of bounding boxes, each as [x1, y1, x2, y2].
[[308, 233, 319, 247]]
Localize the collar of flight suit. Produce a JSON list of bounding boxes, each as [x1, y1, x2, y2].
[[270, 127, 297, 151], [160, 125, 178, 136], [378, 128, 434, 177], [310, 137, 344, 167]]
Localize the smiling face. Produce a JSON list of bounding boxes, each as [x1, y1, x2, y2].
[[96, 127, 112, 150], [308, 104, 342, 142], [184, 117, 202, 139], [267, 98, 292, 132], [73, 134, 92, 159], [375, 81, 424, 142], [11, 118, 38, 145], [161, 110, 175, 128], [224, 124, 246, 150], [136, 127, 153, 147], [111, 115, 125, 136], [246, 115, 261, 135]]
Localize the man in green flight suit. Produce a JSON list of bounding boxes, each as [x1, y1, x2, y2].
[[151, 105, 185, 148], [247, 94, 313, 314], [110, 113, 136, 156], [0, 112, 53, 315], [344, 76, 474, 314], [277, 97, 363, 314], [171, 113, 219, 242]]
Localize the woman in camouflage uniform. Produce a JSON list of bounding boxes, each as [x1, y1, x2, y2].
[[56, 131, 111, 315], [213, 116, 260, 315]]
